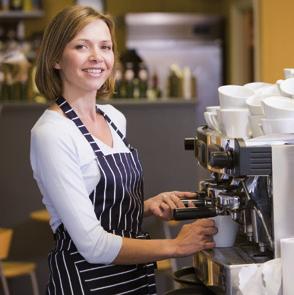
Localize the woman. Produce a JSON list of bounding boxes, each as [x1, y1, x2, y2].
[[30, 5, 217, 294]]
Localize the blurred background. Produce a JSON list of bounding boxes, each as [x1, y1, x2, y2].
[[1, 0, 294, 294]]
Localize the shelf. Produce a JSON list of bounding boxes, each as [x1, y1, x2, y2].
[[0, 99, 197, 115], [0, 10, 44, 19], [0, 98, 197, 107], [106, 98, 197, 106]]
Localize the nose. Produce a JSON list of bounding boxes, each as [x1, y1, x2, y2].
[[89, 49, 104, 62]]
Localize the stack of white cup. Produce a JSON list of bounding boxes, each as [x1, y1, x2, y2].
[[204, 67, 294, 138], [260, 95, 294, 134], [245, 82, 281, 137], [245, 69, 294, 135], [204, 85, 254, 138]]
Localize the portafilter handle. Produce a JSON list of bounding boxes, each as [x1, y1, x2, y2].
[[173, 207, 217, 220]]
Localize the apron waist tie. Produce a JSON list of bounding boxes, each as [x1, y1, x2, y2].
[[53, 224, 151, 242]]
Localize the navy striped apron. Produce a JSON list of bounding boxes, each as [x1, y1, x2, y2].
[[46, 97, 157, 295]]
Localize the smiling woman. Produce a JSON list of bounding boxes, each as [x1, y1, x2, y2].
[[30, 5, 217, 295], [54, 19, 114, 98], [35, 5, 117, 101]]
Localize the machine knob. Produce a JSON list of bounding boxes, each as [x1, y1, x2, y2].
[[184, 138, 195, 150], [209, 151, 233, 168]]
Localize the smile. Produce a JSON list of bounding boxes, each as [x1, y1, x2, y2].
[[82, 68, 104, 74]]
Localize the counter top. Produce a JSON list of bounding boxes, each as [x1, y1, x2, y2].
[[0, 98, 197, 109]]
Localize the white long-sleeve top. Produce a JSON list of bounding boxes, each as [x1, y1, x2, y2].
[[30, 104, 130, 264]]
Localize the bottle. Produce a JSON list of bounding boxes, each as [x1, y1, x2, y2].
[[133, 78, 140, 99], [138, 62, 148, 98], [183, 66, 192, 100], [0, 70, 4, 101], [31, 0, 41, 10], [1, 63, 13, 101], [152, 70, 161, 99], [191, 72, 197, 101], [124, 62, 135, 98], [147, 69, 161, 100], [167, 64, 182, 98], [113, 63, 123, 99], [23, 0, 32, 11], [9, 0, 23, 10]]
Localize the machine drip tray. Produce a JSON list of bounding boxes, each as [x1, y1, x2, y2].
[[193, 244, 273, 295]]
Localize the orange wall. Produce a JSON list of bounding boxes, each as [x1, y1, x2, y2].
[[259, 0, 294, 82]]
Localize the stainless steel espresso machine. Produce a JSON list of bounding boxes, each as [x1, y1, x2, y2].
[[172, 126, 294, 294]]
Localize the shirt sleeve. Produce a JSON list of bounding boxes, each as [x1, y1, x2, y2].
[[30, 123, 122, 264]]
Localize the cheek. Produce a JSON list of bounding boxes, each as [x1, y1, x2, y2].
[[59, 53, 81, 70], [106, 53, 115, 69]]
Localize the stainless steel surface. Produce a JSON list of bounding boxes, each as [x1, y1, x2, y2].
[[193, 246, 269, 294], [241, 179, 273, 250]]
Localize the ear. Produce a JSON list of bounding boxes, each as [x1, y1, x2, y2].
[[54, 62, 61, 69]]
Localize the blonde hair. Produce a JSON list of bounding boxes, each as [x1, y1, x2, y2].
[[35, 5, 117, 100]]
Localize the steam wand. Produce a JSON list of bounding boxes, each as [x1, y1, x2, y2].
[[240, 179, 273, 250]]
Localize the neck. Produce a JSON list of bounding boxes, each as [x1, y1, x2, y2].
[[63, 93, 97, 121]]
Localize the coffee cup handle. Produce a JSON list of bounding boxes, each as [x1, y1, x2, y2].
[[210, 113, 222, 133], [258, 123, 265, 135], [276, 79, 284, 93]]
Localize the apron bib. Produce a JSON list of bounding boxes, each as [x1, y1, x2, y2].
[[46, 97, 156, 295]]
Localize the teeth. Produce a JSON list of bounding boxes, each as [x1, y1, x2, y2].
[[84, 68, 103, 73]]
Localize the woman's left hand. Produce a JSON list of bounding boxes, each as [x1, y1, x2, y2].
[[144, 191, 196, 220]]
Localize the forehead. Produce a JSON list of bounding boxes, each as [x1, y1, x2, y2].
[[73, 19, 112, 41]]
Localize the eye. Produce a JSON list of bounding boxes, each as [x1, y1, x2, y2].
[[101, 45, 112, 51], [75, 44, 87, 50]]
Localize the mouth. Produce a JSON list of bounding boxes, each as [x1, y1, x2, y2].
[[82, 67, 105, 76]]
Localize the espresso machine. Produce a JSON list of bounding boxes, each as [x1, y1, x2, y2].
[[173, 126, 294, 294]]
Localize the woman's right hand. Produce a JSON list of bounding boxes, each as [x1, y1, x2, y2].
[[173, 218, 217, 257]]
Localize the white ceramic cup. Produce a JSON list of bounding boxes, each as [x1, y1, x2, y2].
[[246, 95, 265, 116], [277, 78, 294, 98], [204, 111, 221, 131], [262, 96, 294, 119], [206, 105, 221, 113], [249, 114, 265, 137], [244, 82, 271, 92], [204, 106, 224, 133], [255, 83, 281, 98], [284, 68, 294, 79], [220, 108, 250, 138], [218, 85, 255, 109], [211, 215, 239, 247], [260, 118, 294, 134]]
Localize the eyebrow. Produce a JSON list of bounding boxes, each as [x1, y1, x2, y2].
[[75, 38, 112, 43]]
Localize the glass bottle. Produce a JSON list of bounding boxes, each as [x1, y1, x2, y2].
[[113, 63, 123, 99], [124, 62, 135, 98], [9, 0, 23, 10], [138, 62, 148, 98]]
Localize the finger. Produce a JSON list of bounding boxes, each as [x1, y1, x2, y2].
[[194, 218, 215, 227], [203, 235, 214, 242], [174, 191, 197, 199], [150, 205, 164, 217], [188, 200, 196, 208], [162, 194, 177, 210], [160, 202, 171, 211], [159, 203, 173, 220], [203, 241, 215, 249], [170, 194, 186, 208], [201, 226, 218, 236]]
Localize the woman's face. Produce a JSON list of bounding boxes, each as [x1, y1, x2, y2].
[[55, 19, 114, 98]]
